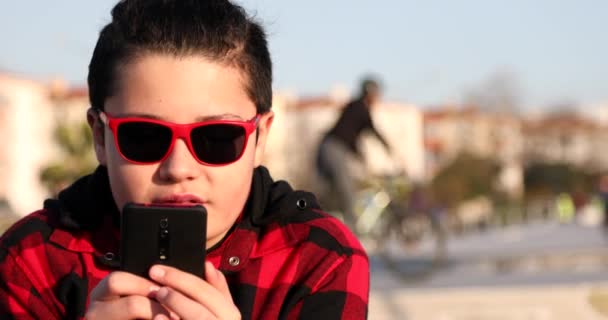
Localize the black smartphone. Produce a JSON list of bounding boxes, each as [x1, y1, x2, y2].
[[120, 203, 207, 279]]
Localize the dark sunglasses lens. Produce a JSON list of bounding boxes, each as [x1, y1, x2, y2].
[[191, 124, 247, 164], [117, 122, 172, 162]]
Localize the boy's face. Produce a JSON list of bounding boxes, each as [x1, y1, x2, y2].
[[89, 54, 273, 248]]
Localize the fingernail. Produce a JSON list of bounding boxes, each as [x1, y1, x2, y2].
[[154, 314, 169, 320], [205, 261, 216, 279], [148, 285, 160, 299], [150, 266, 165, 279], [206, 261, 215, 273], [156, 287, 169, 300]]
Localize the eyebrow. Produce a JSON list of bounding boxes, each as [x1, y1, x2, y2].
[[196, 113, 245, 121], [118, 112, 246, 121]]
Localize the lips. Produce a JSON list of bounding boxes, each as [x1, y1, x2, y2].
[[152, 194, 206, 206]]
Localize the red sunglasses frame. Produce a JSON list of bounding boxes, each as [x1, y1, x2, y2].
[[98, 111, 260, 166]]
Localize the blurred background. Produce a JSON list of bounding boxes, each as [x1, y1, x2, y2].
[[1, 1, 608, 319]]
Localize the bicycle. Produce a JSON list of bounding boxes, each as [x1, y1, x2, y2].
[[316, 172, 448, 278]]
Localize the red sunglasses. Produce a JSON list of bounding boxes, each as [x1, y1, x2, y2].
[[98, 111, 260, 166]]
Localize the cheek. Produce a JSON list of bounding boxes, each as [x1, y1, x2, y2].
[[108, 165, 157, 210], [216, 151, 255, 206], [213, 168, 251, 210], [207, 142, 256, 229], [105, 143, 155, 210]]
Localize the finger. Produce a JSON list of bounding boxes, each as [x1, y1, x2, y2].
[[149, 265, 239, 319], [204, 262, 231, 300], [90, 271, 160, 302], [149, 265, 215, 302], [151, 312, 180, 320], [86, 295, 170, 320], [152, 314, 175, 320], [155, 287, 215, 320]]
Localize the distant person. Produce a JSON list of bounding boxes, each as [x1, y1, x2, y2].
[[598, 175, 608, 232], [316, 76, 392, 230], [556, 192, 575, 224]]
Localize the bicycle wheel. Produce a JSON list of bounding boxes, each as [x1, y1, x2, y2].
[[378, 206, 446, 281]]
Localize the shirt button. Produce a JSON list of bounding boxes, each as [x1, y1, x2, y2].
[[228, 256, 240, 267], [296, 198, 307, 210], [104, 252, 115, 261]]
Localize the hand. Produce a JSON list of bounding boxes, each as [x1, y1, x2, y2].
[[150, 262, 241, 320], [85, 271, 170, 319]]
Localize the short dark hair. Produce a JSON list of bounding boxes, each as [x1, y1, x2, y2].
[[88, 0, 273, 114], [359, 76, 381, 98]]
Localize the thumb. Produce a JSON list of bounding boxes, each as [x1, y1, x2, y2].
[[205, 261, 231, 299]]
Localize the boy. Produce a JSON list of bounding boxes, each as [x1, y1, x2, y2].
[[0, 1, 369, 319]]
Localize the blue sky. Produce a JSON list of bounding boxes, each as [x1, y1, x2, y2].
[[1, 0, 606, 108]]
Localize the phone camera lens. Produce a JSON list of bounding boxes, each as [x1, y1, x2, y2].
[[159, 218, 169, 229], [160, 229, 169, 238]]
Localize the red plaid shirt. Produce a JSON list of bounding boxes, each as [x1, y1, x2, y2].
[[0, 166, 369, 319]]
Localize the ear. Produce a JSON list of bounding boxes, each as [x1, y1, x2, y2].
[[253, 111, 274, 167], [87, 108, 108, 166]]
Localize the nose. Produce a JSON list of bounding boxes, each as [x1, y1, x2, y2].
[[158, 139, 201, 182]]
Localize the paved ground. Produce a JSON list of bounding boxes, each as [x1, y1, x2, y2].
[[368, 222, 608, 319], [370, 281, 608, 320]]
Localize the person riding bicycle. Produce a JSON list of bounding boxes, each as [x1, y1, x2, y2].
[[316, 76, 392, 231]]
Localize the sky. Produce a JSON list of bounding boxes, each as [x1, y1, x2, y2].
[[0, 0, 606, 108]]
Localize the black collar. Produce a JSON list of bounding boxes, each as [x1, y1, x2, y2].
[[44, 166, 119, 231]]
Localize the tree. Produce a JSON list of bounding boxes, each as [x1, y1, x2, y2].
[[430, 153, 502, 208], [523, 162, 596, 199], [40, 122, 97, 196], [463, 69, 522, 114]]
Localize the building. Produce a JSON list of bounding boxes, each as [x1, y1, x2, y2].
[[0, 73, 57, 216], [522, 112, 608, 171], [423, 106, 524, 197], [0, 73, 90, 216]]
